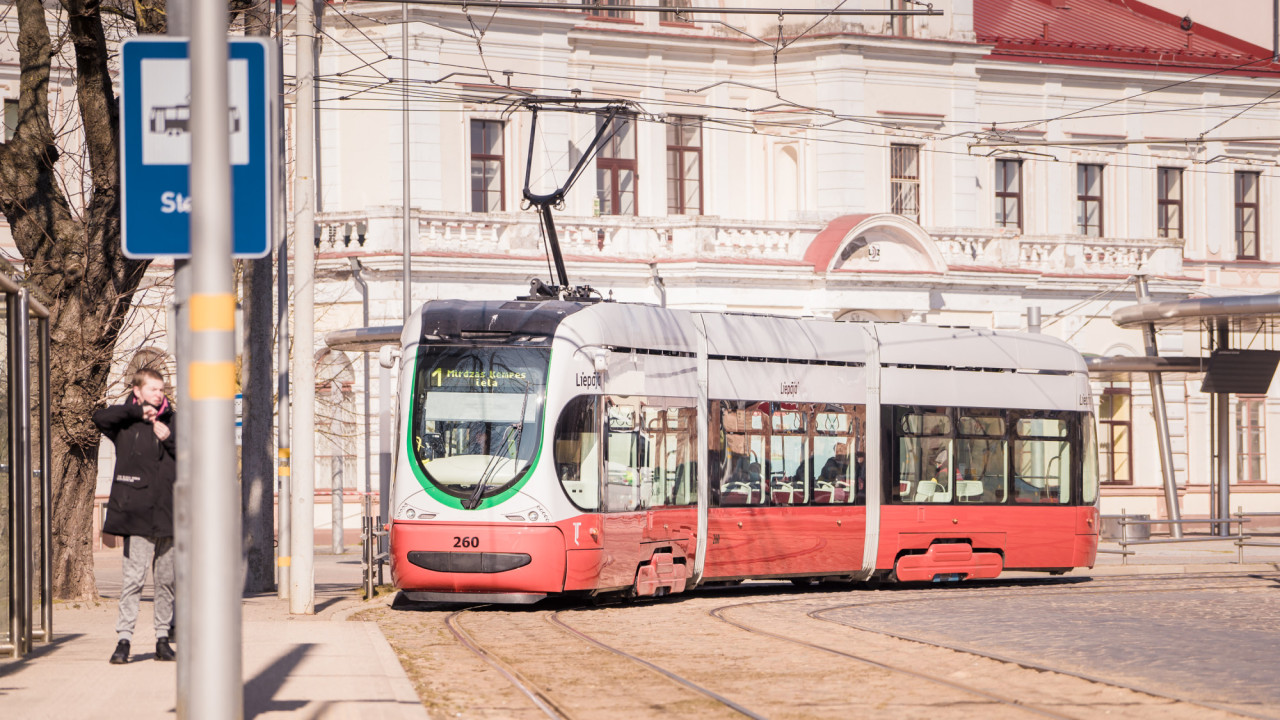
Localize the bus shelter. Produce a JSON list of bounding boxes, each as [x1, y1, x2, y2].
[[1, 274, 53, 658], [1099, 292, 1280, 537]]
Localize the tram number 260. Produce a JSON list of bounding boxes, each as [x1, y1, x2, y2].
[[453, 536, 480, 548]]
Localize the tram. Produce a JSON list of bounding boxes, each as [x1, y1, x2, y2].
[[384, 298, 1100, 603]]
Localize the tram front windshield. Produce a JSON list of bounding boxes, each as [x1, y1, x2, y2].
[[410, 346, 549, 503]]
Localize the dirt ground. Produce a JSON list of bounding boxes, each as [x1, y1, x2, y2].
[[356, 578, 1268, 720]]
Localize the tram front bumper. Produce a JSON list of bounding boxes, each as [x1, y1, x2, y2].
[[390, 521, 567, 597]]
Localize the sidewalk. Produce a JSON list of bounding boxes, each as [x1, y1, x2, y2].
[[0, 548, 426, 720], [1083, 534, 1280, 575]]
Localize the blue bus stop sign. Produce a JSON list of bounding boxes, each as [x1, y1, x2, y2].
[[120, 37, 273, 259]]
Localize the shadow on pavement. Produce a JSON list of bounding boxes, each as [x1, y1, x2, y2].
[[244, 643, 314, 720], [0, 633, 85, 680]]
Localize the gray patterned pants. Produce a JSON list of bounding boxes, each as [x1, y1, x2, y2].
[[116, 535, 175, 642]]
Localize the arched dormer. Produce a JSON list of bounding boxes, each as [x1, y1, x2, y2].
[[803, 213, 948, 274]]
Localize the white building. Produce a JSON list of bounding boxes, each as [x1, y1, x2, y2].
[[3, 0, 1280, 541]]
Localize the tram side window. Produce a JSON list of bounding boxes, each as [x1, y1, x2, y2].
[[604, 397, 651, 512], [640, 403, 699, 508], [714, 400, 768, 506], [1082, 414, 1100, 505], [955, 412, 1007, 503], [771, 408, 808, 505], [554, 395, 600, 511], [895, 407, 953, 504], [1013, 416, 1071, 504], [809, 405, 862, 506], [664, 406, 698, 506]]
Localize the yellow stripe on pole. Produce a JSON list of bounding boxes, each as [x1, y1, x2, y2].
[[279, 448, 291, 459], [278, 466, 291, 477], [189, 293, 236, 332], [189, 362, 237, 399], [278, 556, 292, 567]]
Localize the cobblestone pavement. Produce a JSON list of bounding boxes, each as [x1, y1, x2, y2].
[[366, 573, 1280, 719], [822, 572, 1280, 716]]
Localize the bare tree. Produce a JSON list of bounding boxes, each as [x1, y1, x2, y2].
[[0, 0, 160, 599]]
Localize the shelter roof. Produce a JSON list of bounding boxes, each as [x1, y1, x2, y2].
[[1112, 293, 1280, 331], [974, 0, 1280, 75]]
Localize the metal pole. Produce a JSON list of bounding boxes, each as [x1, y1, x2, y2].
[[291, 0, 318, 615], [14, 290, 31, 657], [189, 0, 242, 713], [348, 260, 372, 541], [172, 261, 193, 712], [402, 5, 412, 321], [378, 358, 392, 578], [274, 0, 291, 602], [1208, 391, 1217, 531], [37, 313, 51, 642], [1216, 321, 1232, 537], [330, 382, 344, 555], [6, 292, 18, 658], [1027, 306, 1041, 333], [1135, 276, 1182, 538], [168, 0, 193, 702]]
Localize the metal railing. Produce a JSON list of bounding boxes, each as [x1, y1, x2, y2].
[[1098, 507, 1280, 565], [2, 282, 53, 659], [361, 513, 389, 600]]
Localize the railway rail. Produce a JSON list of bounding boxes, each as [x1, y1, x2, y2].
[[414, 572, 1279, 719]]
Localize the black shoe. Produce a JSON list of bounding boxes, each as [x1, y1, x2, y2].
[[155, 638, 176, 662], [109, 640, 130, 664]]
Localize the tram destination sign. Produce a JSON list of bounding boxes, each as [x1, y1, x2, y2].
[[120, 37, 274, 258]]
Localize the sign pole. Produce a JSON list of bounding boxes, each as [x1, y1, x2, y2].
[[188, 1, 242, 716]]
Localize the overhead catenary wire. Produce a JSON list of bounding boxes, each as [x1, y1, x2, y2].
[[287, 1, 1280, 182], [310, 1, 1280, 145]]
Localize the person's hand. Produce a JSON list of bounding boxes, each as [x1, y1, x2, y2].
[[141, 405, 158, 423], [153, 421, 170, 442]]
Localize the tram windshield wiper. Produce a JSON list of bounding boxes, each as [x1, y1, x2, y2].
[[462, 382, 531, 510]]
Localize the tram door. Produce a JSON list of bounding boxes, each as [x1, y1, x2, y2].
[[598, 398, 697, 591], [705, 401, 866, 578]]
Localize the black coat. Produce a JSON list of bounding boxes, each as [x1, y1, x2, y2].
[[94, 395, 177, 538]]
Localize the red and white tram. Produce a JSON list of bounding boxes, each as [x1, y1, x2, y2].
[[385, 299, 1100, 603]]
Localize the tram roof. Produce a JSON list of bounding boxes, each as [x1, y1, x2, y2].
[[871, 323, 1087, 373]]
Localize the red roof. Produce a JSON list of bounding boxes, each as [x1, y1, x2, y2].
[[975, 0, 1280, 75]]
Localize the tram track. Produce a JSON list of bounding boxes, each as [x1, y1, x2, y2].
[[403, 572, 1279, 719], [546, 611, 770, 720], [704, 572, 1280, 720], [706, 602, 1080, 720], [444, 607, 577, 720], [443, 604, 770, 719]]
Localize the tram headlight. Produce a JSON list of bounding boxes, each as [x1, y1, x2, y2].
[[405, 509, 416, 519], [528, 511, 537, 521]]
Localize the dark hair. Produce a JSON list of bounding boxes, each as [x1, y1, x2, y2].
[[131, 367, 165, 388]]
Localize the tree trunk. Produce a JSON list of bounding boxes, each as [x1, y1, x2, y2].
[[240, 0, 278, 594], [0, 0, 152, 600]]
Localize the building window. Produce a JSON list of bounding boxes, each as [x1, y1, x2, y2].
[[890, 144, 920, 223], [1237, 396, 1266, 483], [470, 119, 504, 212], [3, 99, 17, 142], [666, 116, 702, 215], [892, 0, 914, 35], [597, 113, 636, 216], [1235, 171, 1260, 260], [1157, 167, 1182, 239], [995, 159, 1022, 231], [1077, 164, 1103, 236], [584, 0, 633, 20], [659, 0, 691, 21], [1098, 385, 1132, 485]]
